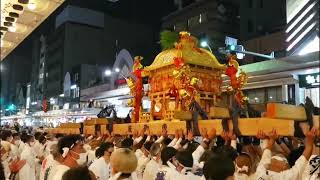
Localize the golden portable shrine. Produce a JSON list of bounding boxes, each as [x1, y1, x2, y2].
[[47, 31, 319, 136]]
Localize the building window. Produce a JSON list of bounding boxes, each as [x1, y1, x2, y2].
[[199, 12, 208, 24], [248, 20, 253, 33], [39, 73, 44, 79], [248, 0, 253, 8]]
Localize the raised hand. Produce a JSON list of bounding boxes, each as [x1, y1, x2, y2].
[[175, 129, 180, 139], [305, 127, 318, 146], [256, 130, 267, 139], [268, 129, 279, 141], [228, 131, 237, 140], [208, 128, 217, 140], [201, 128, 208, 139], [221, 130, 230, 141], [187, 130, 194, 141]]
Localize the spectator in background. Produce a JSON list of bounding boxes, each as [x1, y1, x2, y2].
[[89, 142, 114, 180]]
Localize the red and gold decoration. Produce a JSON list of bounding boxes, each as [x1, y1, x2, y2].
[[126, 56, 149, 123], [145, 31, 225, 121], [225, 54, 248, 105]]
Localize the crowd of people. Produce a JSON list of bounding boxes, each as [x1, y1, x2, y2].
[[0, 125, 319, 180]]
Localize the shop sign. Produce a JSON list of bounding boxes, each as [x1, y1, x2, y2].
[[299, 72, 320, 88]]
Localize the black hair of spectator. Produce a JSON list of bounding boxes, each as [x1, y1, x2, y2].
[[57, 135, 84, 155], [161, 147, 177, 166], [95, 142, 114, 158], [175, 150, 193, 168], [121, 138, 134, 149], [62, 166, 95, 180], [236, 143, 243, 154], [216, 145, 238, 161], [215, 136, 225, 147], [43, 132, 48, 137], [199, 150, 216, 163], [163, 137, 172, 146], [287, 146, 304, 167], [38, 135, 47, 144], [23, 135, 34, 143], [180, 139, 189, 147], [204, 156, 235, 180], [34, 132, 42, 140], [12, 133, 20, 138], [185, 141, 199, 153], [55, 133, 64, 139], [143, 141, 153, 152], [1, 130, 12, 141]]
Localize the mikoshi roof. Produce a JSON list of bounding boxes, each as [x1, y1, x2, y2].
[[145, 32, 226, 71]]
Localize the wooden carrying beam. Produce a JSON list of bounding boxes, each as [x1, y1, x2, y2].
[[198, 118, 294, 136], [112, 118, 294, 136], [267, 103, 306, 121], [113, 121, 187, 135]]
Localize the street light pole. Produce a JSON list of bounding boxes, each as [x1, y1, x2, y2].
[[200, 41, 213, 53]]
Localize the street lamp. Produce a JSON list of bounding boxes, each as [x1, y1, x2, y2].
[[115, 68, 120, 73], [200, 41, 212, 53], [105, 69, 112, 76]]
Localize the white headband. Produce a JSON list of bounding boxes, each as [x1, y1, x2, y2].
[[236, 164, 249, 173], [272, 156, 288, 163], [61, 140, 80, 158], [62, 147, 70, 158]]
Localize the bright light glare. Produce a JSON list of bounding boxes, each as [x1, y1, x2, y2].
[[105, 69, 112, 76], [28, 3, 36, 10], [298, 36, 319, 55], [200, 41, 208, 47], [8, 26, 16, 32], [115, 68, 120, 73], [70, 85, 77, 89]]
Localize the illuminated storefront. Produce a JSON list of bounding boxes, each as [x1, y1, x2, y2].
[[299, 72, 320, 107]]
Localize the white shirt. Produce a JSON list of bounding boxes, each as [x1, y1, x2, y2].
[[255, 149, 308, 180], [19, 144, 37, 180], [89, 157, 111, 180], [47, 164, 70, 180], [302, 155, 320, 180], [40, 154, 58, 180], [143, 158, 161, 180], [10, 143, 20, 159], [192, 145, 205, 168]]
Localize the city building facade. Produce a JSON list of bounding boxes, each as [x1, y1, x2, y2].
[[162, 0, 239, 62]]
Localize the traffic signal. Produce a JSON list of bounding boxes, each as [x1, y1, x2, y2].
[[6, 104, 16, 111], [227, 45, 236, 51]]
